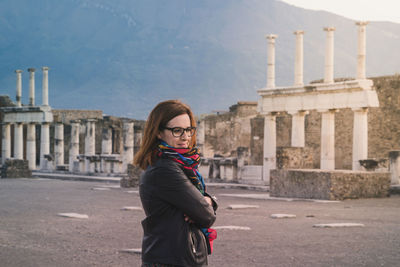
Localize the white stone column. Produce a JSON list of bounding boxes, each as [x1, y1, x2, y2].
[[320, 109, 336, 170], [289, 110, 308, 147], [101, 127, 112, 155], [122, 121, 134, 173], [356, 21, 368, 80], [28, 68, 36, 106], [266, 34, 278, 89], [352, 108, 368, 170], [84, 119, 96, 172], [42, 67, 49, 106], [1, 123, 11, 164], [15, 70, 22, 107], [69, 120, 80, 172], [14, 123, 23, 160], [26, 123, 36, 170], [40, 122, 50, 169], [323, 27, 335, 84], [54, 123, 64, 167], [294, 30, 304, 86], [263, 113, 277, 183]]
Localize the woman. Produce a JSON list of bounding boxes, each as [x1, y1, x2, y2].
[[135, 100, 218, 267]]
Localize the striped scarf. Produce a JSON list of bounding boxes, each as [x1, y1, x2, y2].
[[157, 141, 206, 194]]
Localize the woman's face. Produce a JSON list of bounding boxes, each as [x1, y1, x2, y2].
[[158, 113, 192, 148]]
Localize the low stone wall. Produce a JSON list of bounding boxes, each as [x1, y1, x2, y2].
[[1, 159, 32, 178], [270, 169, 391, 200], [120, 164, 143, 188]]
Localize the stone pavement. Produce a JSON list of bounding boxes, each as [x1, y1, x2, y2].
[[1, 177, 400, 267]]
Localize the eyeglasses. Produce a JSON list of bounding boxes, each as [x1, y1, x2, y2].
[[162, 126, 196, 137]]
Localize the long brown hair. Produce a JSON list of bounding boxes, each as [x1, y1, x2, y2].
[[134, 99, 197, 170]]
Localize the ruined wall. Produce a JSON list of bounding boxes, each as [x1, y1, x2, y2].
[[201, 102, 258, 159]]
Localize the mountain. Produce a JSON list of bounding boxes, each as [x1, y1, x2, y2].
[[1, 0, 400, 119]]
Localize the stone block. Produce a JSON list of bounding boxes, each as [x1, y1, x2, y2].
[[270, 169, 391, 200], [120, 164, 143, 188], [1, 159, 32, 178], [276, 147, 313, 169]]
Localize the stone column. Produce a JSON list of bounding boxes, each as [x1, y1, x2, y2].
[[389, 151, 400, 184], [356, 21, 368, 80], [69, 120, 80, 172], [84, 119, 96, 172], [294, 30, 304, 86], [54, 122, 64, 167], [28, 68, 36, 106], [26, 123, 36, 170], [263, 113, 277, 183], [40, 122, 50, 169], [320, 109, 336, 170], [352, 108, 368, 170], [42, 67, 49, 106], [266, 34, 278, 89], [15, 70, 22, 107], [122, 121, 134, 173], [1, 123, 11, 164], [101, 127, 112, 155], [289, 110, 308, 147], [323, 27, 335, 83], [14, 123, 23, 160]]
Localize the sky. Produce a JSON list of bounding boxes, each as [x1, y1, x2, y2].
[[280, 0, 400, 24]]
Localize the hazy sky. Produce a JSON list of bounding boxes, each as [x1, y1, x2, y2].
[[280, 0, 400, 23]]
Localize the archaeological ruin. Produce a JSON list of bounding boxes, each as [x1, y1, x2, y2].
[[1, 22, 399, 199]]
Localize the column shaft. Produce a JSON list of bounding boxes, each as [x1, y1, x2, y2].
[[14, 123, 23, 159], [84, 120, 96, 172], [266, 34, 278, 89], [294, 30, 304, 86], [15, 70, 22, 107], [323, 27, 335, 83], [356, 22, 368, 79], [40, 123, 50, 169], [42, 67, 49, 106], [101, 128, 112, 155], [54, 123, 64, 166], [320, 110, 335, 170], [290, 111, 307, 147], [69, 122, 80, 172], [28, 68, 36, 106], [122, 122, 134, 173], [26, 123, 36, 169], [263, 113, 276, 183], [352, 108, 368, 170], [2, 123, 11, 164]]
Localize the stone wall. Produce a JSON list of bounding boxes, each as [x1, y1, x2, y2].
[[270, 169, 391, 200], [1, 159, 32, 178], [201, 102, 258, 159]]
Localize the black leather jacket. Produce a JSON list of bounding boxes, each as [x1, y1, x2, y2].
[[139, 158, 217, 267]]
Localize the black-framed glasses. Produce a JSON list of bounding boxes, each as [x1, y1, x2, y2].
[[162, 126, 196, 137]]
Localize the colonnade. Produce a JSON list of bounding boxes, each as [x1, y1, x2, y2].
[[259, 22, 377, 182]]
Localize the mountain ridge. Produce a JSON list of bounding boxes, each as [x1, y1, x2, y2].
[[1, 0, 400, 119]]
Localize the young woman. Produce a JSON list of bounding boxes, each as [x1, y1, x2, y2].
[[135, 100, 218, 267]]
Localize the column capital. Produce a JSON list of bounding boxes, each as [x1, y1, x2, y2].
[[356, 21, 369, 26], [28, 68, 36, 72], [323, 27, 336, 32], [352, 107, 369, 112], [70, 119, 81, 124], [317, 109, 338, 113], [288, 110, 309, 116], [265, 34, 278, 41], [42, 66, 50, 71], [293, 30, 304, 35], [15, 69, 22, 73]]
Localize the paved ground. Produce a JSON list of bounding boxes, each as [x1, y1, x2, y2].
[[1, 177, 400, 267]]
